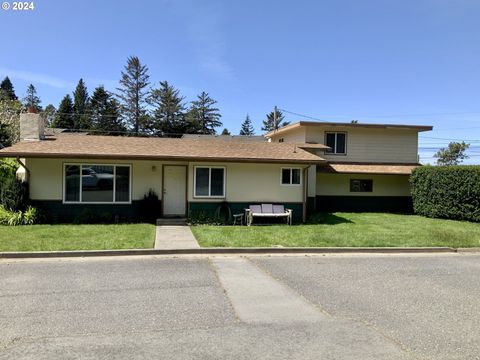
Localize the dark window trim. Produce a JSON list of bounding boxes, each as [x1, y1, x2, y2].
[[349, 179, 373, 193]]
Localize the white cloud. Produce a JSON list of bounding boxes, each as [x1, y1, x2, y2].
[[0, 67, 75, 89]]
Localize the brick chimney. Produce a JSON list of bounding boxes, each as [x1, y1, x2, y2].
[[20, 112, 44, 141]]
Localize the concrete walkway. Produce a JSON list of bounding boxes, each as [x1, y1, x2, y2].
[[154, 226, 200, 249]]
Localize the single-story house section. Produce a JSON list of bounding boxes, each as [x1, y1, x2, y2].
[[0, 113, 328, 223]]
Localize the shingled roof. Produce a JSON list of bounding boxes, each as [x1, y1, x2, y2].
[[0, 134, 326, 164], [317, 162, 420, 175]]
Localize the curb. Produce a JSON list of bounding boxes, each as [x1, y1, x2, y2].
[[0, 247, 457, 259]]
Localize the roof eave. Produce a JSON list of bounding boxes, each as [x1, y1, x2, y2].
[[0, 151, 326, 165]]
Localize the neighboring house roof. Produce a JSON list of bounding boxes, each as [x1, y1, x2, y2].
[[266, 121, 433, 137], [181, 134, 267, 142], [318, 162, 419, 175], [0, 134, 326, 164]]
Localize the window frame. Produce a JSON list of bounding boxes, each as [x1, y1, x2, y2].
[[280, 167, 302, 186], [193, 166, 226, 198], [324, 132, 347, 155], [62, 163, 132, 204], [349, 179, 373, 193]]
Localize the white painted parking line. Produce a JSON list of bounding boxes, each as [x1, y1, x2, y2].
[[212, 257, 325, 324]]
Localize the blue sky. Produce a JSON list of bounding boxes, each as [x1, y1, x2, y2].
[[1, 0, 479, 163]]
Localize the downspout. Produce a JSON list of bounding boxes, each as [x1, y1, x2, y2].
[[303, 166, 308, 223]]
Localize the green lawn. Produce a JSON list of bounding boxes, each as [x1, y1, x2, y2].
[[191, 213, 480, 248], [0, 224, 156, 252]]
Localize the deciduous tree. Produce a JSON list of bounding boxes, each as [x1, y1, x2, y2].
[[434, 142, 470, 166]]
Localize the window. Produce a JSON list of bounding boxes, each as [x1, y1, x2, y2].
[[350, 179, 373, 192], [325, 132, 346, 154], [63, 164, 131, 203], [194, 167, 225, 197], [281, 168, 301, 185], [278, 138, 284, 143]]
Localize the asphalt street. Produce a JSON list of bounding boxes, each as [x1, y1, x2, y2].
[[0, 254, 479, 359]]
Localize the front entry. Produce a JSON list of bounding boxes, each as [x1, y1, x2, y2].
[[163, 165, 187, 217]]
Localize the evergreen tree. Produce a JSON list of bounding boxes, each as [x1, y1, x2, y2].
[[90, 86, 125, 135], [41, 104, 56, 127], [261, 108, 289, 132], [52, 95, 74, 129], [116, 56, 150, 134], [221, 128, 231, 135], [185, 92, 222, 135], [22, 84, 42, 112], [0, 77, 17, 101], [239, 114, 255, 135], [147, 81, 185, 136], [73, 78, 91, 130]]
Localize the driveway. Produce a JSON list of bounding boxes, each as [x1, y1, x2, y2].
[[0, 254, 478, 359]]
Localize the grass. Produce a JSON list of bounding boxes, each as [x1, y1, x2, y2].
[[0, 224, 156, 252], [191, 212, 480, 248]]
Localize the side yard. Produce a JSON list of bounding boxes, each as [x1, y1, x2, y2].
[[0, 224, 155, 252], [191, 212, 480, 248]]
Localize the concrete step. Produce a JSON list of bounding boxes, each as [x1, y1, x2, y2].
[[156, 218, 187, 226]]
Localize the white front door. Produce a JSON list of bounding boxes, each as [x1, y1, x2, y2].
[[163, 166, 187, 217]]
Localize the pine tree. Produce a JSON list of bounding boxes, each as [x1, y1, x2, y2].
[[73, 78, 91, 130], [0, 77, 17, 101], [239, 114, 255, 135], [185, 92, 222, 135], [22, 84, 42, 112], [52, 95, 74, 129], [221, 128, 231, 135], [116, 56, 150, 134], [41, 104, 56, 127], [261, 108, 289, 132], [147, 81, 186, 136], [90, 86, 125, 135]]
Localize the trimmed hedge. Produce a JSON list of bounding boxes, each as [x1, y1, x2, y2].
[[410, 165, 480, 222]]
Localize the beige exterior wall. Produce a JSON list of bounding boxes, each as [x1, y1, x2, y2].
[[188, 162, 307, 203], [25, 158, 187, 201], [270, 126, 419, 164], [307, 127, 419, 163], [316, 173, 411, 197], [269, 127, 306, 143], [25, 158, 307, 204]]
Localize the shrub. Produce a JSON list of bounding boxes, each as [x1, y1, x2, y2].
[[72, 209, 114, 224], [187, 210, 226, 225], [0, 205, 39, 226], [0, 176, 28, 212], [410, 165, 480, 222], [140, 189, 160, 223]]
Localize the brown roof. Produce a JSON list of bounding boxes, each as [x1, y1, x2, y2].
[[0, 134, 326, 164], [266, 121, 433, 137], [318, 162, 419, 175]]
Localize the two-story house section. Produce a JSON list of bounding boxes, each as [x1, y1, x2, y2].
[[266, 121, 433, 213]]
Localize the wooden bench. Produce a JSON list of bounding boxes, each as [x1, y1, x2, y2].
[[245, 204, 293, 226]]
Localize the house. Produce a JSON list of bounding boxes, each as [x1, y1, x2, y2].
[[0, 113, 432, 223], [0, 113, 326, 223], [266, 121, 432, 212]]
